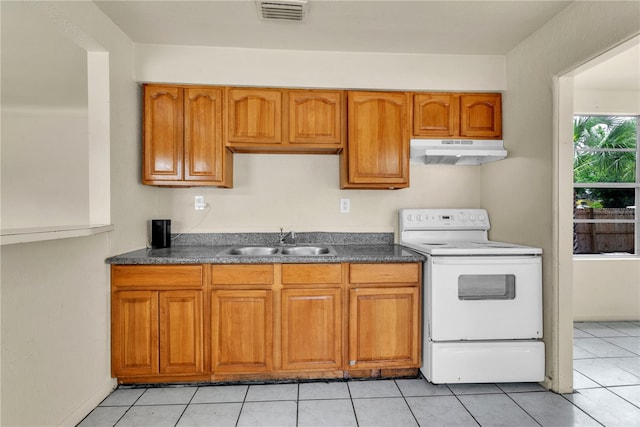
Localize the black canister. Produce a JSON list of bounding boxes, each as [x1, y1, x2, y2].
[[151, 219, 171, 249]]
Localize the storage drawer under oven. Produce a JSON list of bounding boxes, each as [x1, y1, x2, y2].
[[427, 256, 542, 341]]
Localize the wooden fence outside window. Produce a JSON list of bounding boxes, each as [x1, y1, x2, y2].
[[574, 208, 636, 254]]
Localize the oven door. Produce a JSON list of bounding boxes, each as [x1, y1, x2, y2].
[[428, 255, 542, 341]]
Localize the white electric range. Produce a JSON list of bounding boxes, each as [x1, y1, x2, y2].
[[399, 208, 545, 384]]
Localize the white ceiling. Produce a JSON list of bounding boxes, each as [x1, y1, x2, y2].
[[93, 0, 573, 55], [1, 0, 638, 108]]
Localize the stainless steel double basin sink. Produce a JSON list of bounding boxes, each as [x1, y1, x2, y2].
[[218, 245, 337, 257]]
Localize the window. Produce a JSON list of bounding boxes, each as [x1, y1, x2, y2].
[[573, 115, 639, 255]]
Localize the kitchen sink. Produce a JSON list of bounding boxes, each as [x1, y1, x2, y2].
[[281, 246, 333, 256], [218, 245, 336, 257], [221, 246, 279, 256]]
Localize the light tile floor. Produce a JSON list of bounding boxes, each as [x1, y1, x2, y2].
[[79, 321, 640, 426]]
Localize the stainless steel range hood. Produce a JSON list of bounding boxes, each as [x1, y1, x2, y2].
[[410, 139, 507, 165]]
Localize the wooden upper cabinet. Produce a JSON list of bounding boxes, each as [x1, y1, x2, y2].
[[184, 87, 229, 182], [412, 93, 458, 137], [143, 84, 233, 187], [341, 91, 409, 189], [226, 88, 282, 145], [412, 92, 502, 139], [459, 93, 502, 138], [226, 88, 344, 153], [144, 85, 184, 182], [288, 90, 344, 148]]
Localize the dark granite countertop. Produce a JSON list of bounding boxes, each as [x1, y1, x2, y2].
[[106, 232, 425, 265]]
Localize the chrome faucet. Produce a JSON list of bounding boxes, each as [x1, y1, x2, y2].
[[279, 228, 296, 245]]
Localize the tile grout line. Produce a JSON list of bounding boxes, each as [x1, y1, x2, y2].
[[501, 390, 544, 427], [234, 385, 250, 427], [600, 336, 640, 357], [606, 385, 640, 410], [112, 387, 147, 427], [346, 381, 360, 427], [295, 383, 300, 426], [394, 379, 424, 427], [559, 392, 606, 426], [172, 386, 198, 427], [446, 384, 483, 427]]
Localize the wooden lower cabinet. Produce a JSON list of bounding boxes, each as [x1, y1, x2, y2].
[[159, 290, 204, 374], [112, 289, 203, 377], [348, 287, 420, 368], [112, 290, 159, 377], [281, 288, 342, 370], [211, 289, 273, 373], [112, 262, 421, 383]]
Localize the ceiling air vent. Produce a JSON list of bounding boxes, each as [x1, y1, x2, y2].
[[256, 0, 307, 21]]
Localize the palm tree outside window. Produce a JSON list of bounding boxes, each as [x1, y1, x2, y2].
[[573, 115, 639, 255]]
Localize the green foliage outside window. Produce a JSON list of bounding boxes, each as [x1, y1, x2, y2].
[[574, 116, 637, 208]]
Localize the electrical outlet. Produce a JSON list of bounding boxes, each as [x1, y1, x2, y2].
[[340, 198, 351, 214], [194, 196, 206, 211]]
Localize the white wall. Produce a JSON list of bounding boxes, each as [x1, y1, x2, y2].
[[574, 258, 640, 321], [574, 89, 640, 115], [136, 44, 506, 91], [0, 2, 145, 426], [162, 154, 483, 235], [483, 1, 640, 393], [1, 235, 112, 426], [1, 108, 89, 228]]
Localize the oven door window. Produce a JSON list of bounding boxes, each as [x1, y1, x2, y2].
[[458, 274, 516, 300]]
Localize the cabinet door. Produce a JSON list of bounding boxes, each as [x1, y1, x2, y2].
[[412, 93, 458, 137], [459, 93, 502, 138], [211, 290, 273, 373], [112, 291, 159, 377], [349, 287, 420, 368], [159, 290, 203, 374], [288, 90, 343, 146], [143, 85, 184, 182], [281, 288, 342, 370], [227, 88, 282, 144], [343, 91, 409, 189], [184, 87, 229, 184]]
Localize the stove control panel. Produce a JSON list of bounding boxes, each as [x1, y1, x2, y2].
[[399, 209, 491, 231]]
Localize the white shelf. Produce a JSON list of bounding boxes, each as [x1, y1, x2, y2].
[[1, 224, 114, 246]]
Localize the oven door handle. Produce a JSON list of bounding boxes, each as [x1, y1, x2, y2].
[[431, 256, 541, 265]]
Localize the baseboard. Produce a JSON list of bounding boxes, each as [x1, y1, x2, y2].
[[573, 316, 640, 322], [60, 377, 117, 427]]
